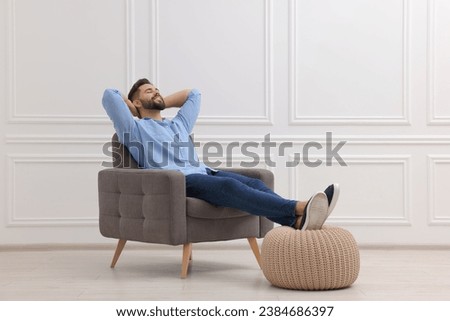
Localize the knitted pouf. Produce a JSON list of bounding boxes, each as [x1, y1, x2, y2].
[[261, 226, 360, 290]]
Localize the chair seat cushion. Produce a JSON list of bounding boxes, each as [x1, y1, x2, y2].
[[186, 197, 250, 219]]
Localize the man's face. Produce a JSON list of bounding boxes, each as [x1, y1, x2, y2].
[[136, 84, 166, 111]]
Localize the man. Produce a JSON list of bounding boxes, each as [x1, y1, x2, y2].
[[102, 78, 339, 230]]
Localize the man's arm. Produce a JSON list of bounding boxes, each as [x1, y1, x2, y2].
[[164, 89, 191, 108], [102, 89, 136, 140], [172, 89, 201, 134]]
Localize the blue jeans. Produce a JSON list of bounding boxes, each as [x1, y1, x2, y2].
[[185, 169, 297, 226]]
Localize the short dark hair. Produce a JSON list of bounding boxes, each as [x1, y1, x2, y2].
[[128, 78, 152, 101]]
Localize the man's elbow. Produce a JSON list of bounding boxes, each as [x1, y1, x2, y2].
[[102, 89, 119, 107]]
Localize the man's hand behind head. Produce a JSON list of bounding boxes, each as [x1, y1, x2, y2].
[[122, 94, 141, 118]]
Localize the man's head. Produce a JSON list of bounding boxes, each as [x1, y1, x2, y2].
[[128, 78, 166, 113]]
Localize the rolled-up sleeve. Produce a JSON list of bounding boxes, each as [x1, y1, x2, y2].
[[102, 89, 136, 141], [173, 89, 201, 134]]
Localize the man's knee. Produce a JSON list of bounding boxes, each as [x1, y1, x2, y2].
[[247, 177, 266, 190], [218, 177, 241, 193]]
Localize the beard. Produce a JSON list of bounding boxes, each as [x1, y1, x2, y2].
[[141, 96, 166, 111]]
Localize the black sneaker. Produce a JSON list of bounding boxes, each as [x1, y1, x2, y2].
[[324, 183, 339, 215], [296, 192, 328, 230]]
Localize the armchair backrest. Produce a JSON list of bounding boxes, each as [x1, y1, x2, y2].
[[111, 133, 196, 170], [112, 134, 139, 169]]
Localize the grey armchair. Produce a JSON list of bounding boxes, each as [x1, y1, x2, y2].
[[98, 134, 274, 278]]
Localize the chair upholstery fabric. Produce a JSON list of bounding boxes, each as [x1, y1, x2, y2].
[[98, 134, 274, 246]]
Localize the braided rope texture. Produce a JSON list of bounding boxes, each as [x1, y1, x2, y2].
[[261, 226, 360, 290]]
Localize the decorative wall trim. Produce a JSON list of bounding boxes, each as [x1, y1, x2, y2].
[[427, 155, 450, 225], [288, 0, 411, 125], [6, 134, 450, 145], [288, 155, 412, 225], [6, 0, 135, 124], [126, 0, 136, 89], [5, 135, 113, 144], [427, 0, 450, 125], [150, 0, 159, 85], [6, 154, 107, 227], [150, 0, 274, 125]]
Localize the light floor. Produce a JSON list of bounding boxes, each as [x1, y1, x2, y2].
[[1, 242, 449, 301]]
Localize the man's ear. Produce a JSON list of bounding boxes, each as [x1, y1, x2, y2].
[[133, 99, 142, 108]]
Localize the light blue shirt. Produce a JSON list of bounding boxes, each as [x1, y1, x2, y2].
[[102, 88, 209, 175]]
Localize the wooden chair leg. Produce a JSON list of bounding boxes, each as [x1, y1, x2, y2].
[[181, 243, 193, 278], [247, 237, 262, 269], [110, 239, 127, 268]]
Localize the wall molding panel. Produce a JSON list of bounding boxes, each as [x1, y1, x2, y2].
[[427, 0, 450, 125], [6, 154, 107, 227], [289, 155, 412, 226], [288, 0, 411, 125], [6, 0, 135, 124], [151, 0, 274, 125], [427, 155, 450, 225]]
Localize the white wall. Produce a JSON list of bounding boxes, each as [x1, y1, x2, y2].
[[1, 0, 449, 245]]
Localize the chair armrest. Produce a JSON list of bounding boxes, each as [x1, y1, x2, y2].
[[217, 168, 274, 190], [98, 168, 187, 245]]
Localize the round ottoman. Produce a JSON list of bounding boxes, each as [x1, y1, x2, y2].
[[261, 226, 360, 290]]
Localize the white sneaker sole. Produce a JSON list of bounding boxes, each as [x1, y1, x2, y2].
[[301, 192, 329, 231], [328, 183, 340, 215]]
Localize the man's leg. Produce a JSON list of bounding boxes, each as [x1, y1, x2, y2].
[[186, 173, 297, 226], [211, 170, 305, 223], [212, 170, 277, 195], [214, 171, 338, 229]]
